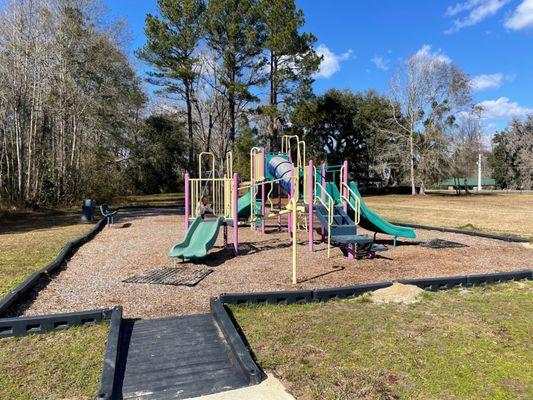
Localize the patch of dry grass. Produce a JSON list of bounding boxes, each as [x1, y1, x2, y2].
[[232, 281, 533, 400], [365, 193, 533, 239], [0, 210, 95, 298], [0, 323, 109, 399], [111, 192, 183, 207]]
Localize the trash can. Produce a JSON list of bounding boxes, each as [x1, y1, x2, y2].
[[81, 199, 95, 222]]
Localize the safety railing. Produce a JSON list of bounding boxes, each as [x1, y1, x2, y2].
[[188, 177, 234, 219], [282, 135, 306, 203], [340, 182, 361, 224], [265, 176, 290, 212], [199, 152, 215, 179], [314, 182, 334, 258]]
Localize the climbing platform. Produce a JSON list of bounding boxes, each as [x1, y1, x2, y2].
[[112, 302, 261, 399]]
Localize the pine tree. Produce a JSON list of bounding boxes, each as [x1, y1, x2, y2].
[[137, 0, 206, 173], [205, 0, 266, 153], [259, 0, 321, 149]]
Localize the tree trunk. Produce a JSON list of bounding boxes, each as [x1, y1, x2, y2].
[[185, 81, 194, 174], [269, 52, 276, 150], [410, 130, 416, 195], [228, 65, 236, 154]]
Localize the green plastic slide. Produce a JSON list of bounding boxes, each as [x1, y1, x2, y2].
[[237, 191, 252, 218], [237, 190, 262, 219], [168, 216, 224, 259], [348, 182, 416, 239], [323, 181, 415, 239]]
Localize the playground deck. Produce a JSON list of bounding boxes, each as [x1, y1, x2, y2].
[[18, 208, 533, 319]]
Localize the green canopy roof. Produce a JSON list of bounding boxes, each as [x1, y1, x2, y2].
[[439, 177, 496, 187]]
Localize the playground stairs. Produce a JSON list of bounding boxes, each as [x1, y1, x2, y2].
[[113, 311, 259, 399], [315, 205, 372, 246]]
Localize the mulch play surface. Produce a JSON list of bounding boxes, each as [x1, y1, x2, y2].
[[19, 208, 533, 319]]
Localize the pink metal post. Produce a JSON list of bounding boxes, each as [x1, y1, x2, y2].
[[277, 183, 281, 231], [184, 172, 190, 230], [343, 160, 354, 260], [233, 173, 239, 255], [321, 163, 326, 241], [261, 149, 266, 234], [308, 160, 314, 251], [343, 160, 348, 214]]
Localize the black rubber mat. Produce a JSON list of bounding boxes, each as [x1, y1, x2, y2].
[[421, 239, 468, 249], [115, 315, 249, 399], [123, 268, 213, 287]]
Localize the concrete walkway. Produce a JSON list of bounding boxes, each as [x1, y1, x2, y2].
[[187, 374, 295, 400]]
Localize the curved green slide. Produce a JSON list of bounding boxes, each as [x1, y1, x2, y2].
[[168, 216, 225, 259], [237, 190, 262, 219], [348, 182, 416, 239]]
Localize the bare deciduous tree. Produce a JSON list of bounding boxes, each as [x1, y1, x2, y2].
[[389, 50, 472, 194]]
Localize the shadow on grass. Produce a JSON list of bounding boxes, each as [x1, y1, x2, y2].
[[0, 209, 90, 236]]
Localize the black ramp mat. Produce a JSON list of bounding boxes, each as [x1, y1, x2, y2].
[[123, 267, 213, 287], [116, 315, 249, 400]]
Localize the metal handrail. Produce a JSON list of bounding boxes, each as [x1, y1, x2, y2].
[[198, 152, 215, 179], [340, 182, 361, 224], [314, 181, 334, 258], [189, 178, 232, 183]]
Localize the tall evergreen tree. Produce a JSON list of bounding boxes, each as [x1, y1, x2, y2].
[[205, 0, 265, 153], [137, 0, 205, 173], [259, 0, 320, 149]]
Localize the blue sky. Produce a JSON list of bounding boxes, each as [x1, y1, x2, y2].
[[103, 0, 533, 134]]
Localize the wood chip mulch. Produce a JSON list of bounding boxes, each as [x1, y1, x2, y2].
[[20, 208, 533, 319]]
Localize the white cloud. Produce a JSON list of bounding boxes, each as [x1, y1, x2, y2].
[[413, 44, 452, 64], [445, 0, 484, 16], [370, 55, 389, 71], [445, 0, 511, 33], [505, 0, 533, 30], [478, 97, 533, 119], [315, 45, 353, 79], [470, 73, 503, 91]]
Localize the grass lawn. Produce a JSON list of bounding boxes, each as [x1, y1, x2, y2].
[[365, 193, 533, 239], [232, 281, 533, 400], [111, 192, 183, 207], [0, 323, 109, 400], [0, 210, 96, 299]]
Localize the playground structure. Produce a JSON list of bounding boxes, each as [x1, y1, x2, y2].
[[169, 134, 416, 284]]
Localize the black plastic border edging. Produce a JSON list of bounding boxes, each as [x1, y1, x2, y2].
[[220, 269, 533, 306], [0, 218, 107, 317], [0, 307, 114, 339], [220, 289, 314, 306], [210, 298, 262, 385], [395, 222, 530, 243], [97, 306, 123, 400]]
